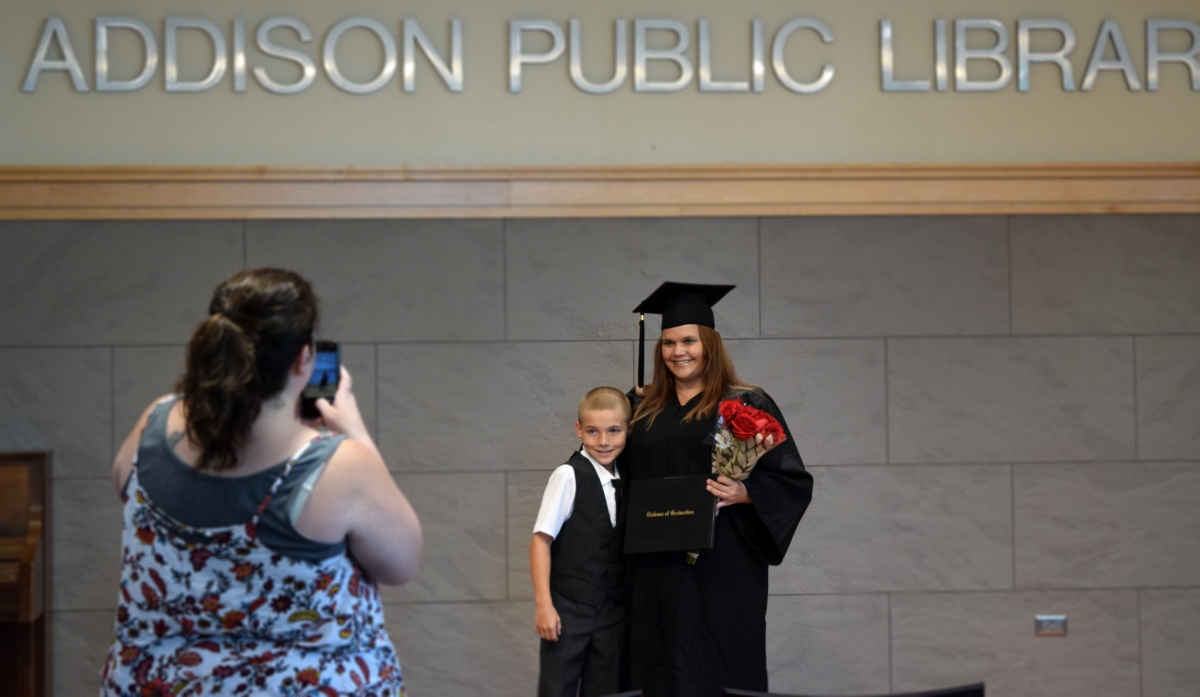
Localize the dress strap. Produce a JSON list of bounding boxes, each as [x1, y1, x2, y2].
[[251, 437, 321, 525], [131, 395, 179, 470]]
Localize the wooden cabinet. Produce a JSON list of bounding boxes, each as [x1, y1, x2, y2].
[[0, 452, 50, 697]]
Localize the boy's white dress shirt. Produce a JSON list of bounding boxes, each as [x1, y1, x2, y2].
[[533, 447, 620, 538]]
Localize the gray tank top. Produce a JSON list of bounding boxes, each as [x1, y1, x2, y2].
[[133, 398, 348, 562]]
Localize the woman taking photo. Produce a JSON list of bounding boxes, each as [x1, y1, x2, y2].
[[103, 268, 421, 696], [625, 282, 813, 697]]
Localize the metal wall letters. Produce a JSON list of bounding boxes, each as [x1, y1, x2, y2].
[[21, 15, 1200, 95]]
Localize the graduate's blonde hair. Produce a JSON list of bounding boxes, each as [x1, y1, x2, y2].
[[577, 386, 632, 424]]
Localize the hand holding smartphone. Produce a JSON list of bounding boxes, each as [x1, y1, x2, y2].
[[301, 341, 340, 420], [299, 346, 381, 460]]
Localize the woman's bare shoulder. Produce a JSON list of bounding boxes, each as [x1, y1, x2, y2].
[[326, 436, 383, 466], [316, 437, 389, 495]]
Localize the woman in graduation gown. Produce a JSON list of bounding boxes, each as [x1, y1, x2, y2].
[[624, 283, 813, 697]]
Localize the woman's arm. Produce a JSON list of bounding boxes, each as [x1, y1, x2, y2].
[[297, 440, 423, 585], [727, 389, 814, 565], [530, 532, 561, 641], [340, 449, 423, 585], [299, 367, 422, 585]]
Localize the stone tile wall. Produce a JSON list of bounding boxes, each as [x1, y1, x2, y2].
[[0, 215, 1197, 697]]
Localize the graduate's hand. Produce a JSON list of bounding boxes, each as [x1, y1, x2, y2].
[[707, 475, 752, 508], [535, 602, 562, 641]]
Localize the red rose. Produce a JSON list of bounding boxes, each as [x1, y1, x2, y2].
[[763, 422, 786, 445], [729, 413, 760, 441], [718, 400, 741, 424], [749, 405, 778, 431]]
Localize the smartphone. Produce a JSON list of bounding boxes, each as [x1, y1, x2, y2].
[[301, 340, 340, 420]]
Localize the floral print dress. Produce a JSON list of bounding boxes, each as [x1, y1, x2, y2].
[[101, 437, 404, 696]]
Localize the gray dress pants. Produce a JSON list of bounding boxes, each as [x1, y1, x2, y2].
[[537, 590, 625, 697]]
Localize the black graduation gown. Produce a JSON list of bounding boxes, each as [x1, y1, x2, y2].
[[623, 389, 813, 697]]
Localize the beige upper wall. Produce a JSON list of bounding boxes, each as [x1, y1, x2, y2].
[[2, 0, 1197, 166]]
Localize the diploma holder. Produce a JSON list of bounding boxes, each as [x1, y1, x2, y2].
[[624, 475, 717, 554]]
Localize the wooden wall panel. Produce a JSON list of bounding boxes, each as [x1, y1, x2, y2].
[[1, 164, 1198, 219]]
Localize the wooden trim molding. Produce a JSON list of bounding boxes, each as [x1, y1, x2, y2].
[[1, 163, 1199, 219]]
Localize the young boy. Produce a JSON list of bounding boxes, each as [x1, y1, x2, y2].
[[531, 386, 630, 697]]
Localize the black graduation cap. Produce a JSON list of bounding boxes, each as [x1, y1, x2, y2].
[[633, 282, 735, 386]]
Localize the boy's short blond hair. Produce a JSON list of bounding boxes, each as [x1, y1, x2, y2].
[[577, 386, 632, 423]]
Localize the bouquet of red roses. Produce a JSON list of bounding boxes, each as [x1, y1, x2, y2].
[[708, 398, 787, 480]]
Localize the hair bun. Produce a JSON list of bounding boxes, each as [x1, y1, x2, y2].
[[209, 308, 239, 326], [181, 268, 317, 471]]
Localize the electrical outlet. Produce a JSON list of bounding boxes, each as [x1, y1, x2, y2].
[[1035, 615, 1067, 636]]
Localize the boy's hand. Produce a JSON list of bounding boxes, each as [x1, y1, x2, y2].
[[535, 603, 562, 641]]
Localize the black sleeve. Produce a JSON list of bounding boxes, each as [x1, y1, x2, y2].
[[728, 390, 814, 566]]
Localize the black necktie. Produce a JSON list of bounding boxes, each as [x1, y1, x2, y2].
[[613, 479, 623, 522]]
